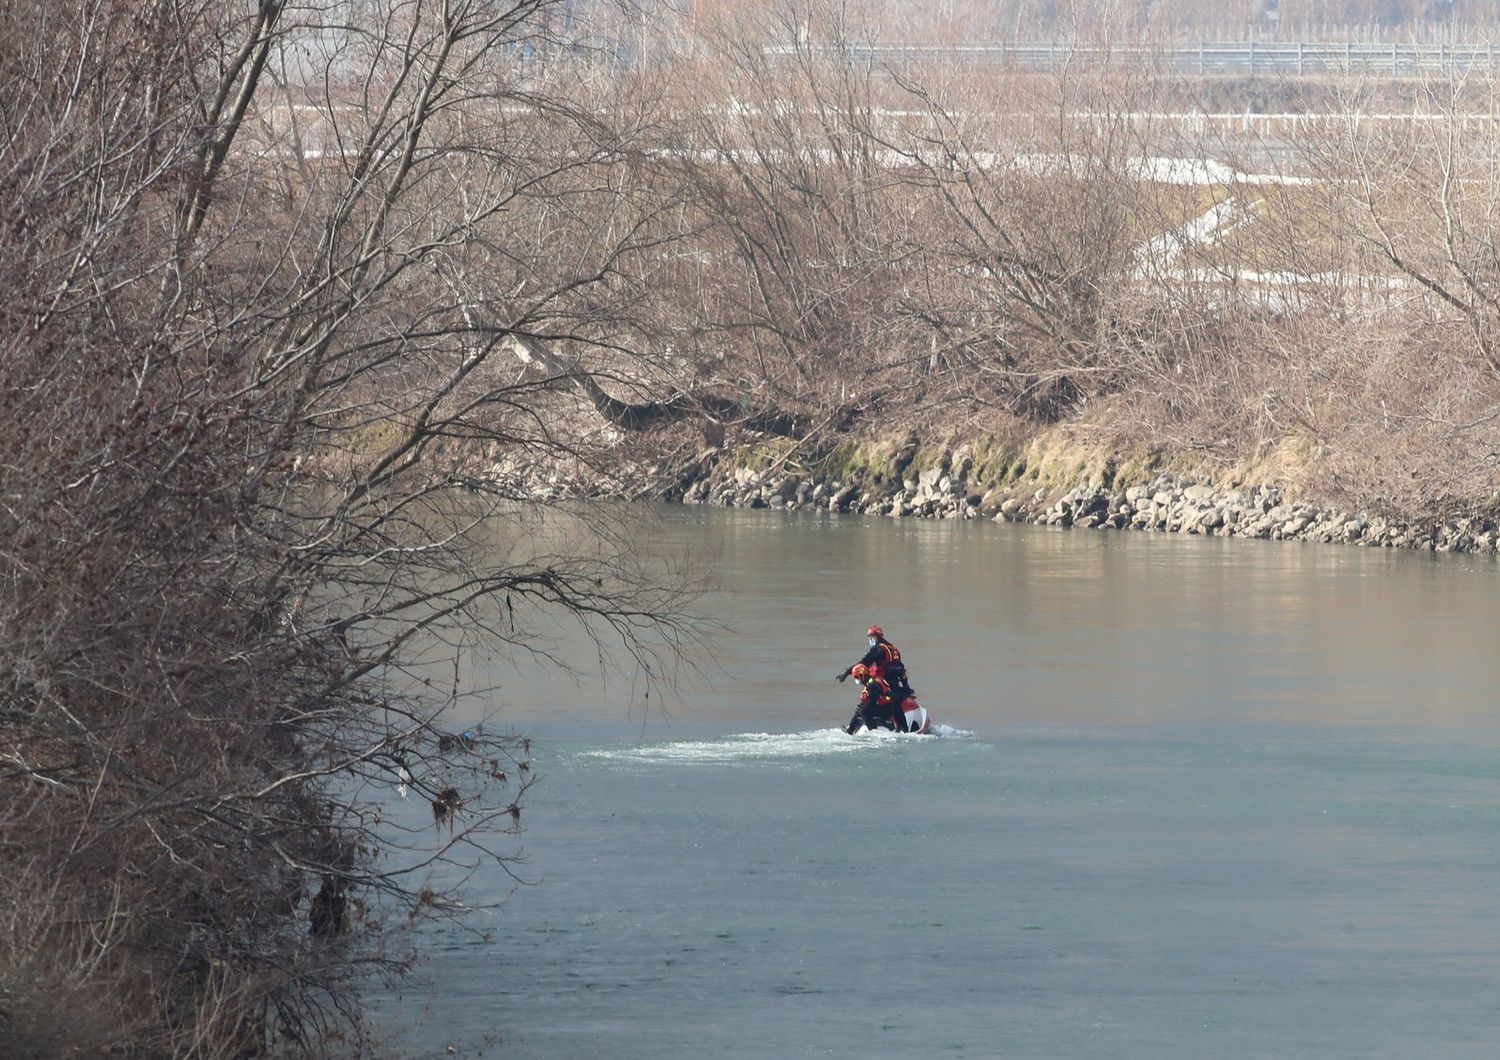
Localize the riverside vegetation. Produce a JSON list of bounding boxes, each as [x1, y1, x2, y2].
[[678, 441, 1500, 554], [7, 1, 1500, 1058]]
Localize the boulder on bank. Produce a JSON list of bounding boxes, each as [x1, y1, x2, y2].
[[544, 434, 1500, 557]]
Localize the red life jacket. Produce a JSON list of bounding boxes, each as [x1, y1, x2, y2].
[[860, 676, 894, 710], [870, 641, 901, 682]]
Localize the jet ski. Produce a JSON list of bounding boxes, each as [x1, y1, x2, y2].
[[847, 694, 931, 735]]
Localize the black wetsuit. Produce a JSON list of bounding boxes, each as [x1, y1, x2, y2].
[[843, 638, 912, 698], [846, 676, 904, 733]]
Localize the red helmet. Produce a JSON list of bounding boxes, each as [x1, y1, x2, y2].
[[850, 663, 871, 681], [867, 625, 883, 638]]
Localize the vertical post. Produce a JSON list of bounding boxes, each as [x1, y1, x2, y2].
[[1199, 41, 1204, 76], [1392, 43, 1399, 77], [1248, 38, 1255, 76], [1298, 40, 1304, 77]]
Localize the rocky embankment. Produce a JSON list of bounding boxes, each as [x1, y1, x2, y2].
[[679, 455, 1500, 555]]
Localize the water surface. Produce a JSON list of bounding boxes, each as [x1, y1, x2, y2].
[[382, 509, 1500, 1058]]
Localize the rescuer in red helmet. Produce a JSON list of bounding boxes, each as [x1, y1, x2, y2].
[[844, 663, 901, 734], [836, 625, 912, 701]]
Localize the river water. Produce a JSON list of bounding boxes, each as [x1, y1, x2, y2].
[[381, 507, 1500, 1058]]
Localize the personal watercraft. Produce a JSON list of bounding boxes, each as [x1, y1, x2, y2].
[[847, 695, 931, 735]]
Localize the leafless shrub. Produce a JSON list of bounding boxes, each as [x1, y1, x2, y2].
[[13, 2, 1500, 1051], [2, 1, 710, 1055]]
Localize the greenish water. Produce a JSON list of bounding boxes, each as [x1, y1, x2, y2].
[[381, 509, 1500, 1058]]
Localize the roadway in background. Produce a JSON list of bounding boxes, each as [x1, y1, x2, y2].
[[776, 40, 1500, 78]]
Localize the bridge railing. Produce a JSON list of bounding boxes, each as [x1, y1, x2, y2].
[[764, 41, 1500, 77]]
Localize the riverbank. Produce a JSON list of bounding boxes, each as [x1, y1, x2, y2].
[[454, 413, 1500, 556], [667, 436, 1500, 556]]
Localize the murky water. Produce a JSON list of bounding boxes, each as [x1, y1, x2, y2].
[[380, 508, 1500, 1058]]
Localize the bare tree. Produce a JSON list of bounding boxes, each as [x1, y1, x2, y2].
[[17, 5, 1500, 1048], [663, 4, 930, 437], [1, 1, 711, 1055], [1275, 69, 1500, 516]]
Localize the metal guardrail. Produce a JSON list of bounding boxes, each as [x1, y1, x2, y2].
[[770, 41, 1500, 76]]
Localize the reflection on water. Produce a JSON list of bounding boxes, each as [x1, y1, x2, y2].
[[463, 506, 1500, 737], [380, 508, 1500, 1059]]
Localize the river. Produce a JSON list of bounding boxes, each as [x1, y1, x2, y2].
[[379, 506, 1500, 1058]]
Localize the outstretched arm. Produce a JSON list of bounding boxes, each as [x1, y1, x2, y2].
[[838, 646, 882, 681]]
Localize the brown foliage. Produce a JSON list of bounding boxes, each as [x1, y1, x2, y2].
[[2, 2, 707, 1055], [663, 9, 1500, 518], [11, 1, 1500, 1053]]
